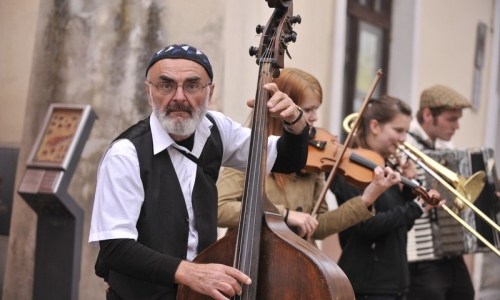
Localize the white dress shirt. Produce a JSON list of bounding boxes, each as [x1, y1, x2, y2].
[[89, 111, 279, 261]]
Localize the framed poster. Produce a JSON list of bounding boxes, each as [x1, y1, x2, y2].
[[26, 104, 94, 170]]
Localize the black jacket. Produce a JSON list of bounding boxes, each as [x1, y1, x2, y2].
[[331, 174, 423, 296]]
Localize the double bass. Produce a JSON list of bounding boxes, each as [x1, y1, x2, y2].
[[177, 1, 354, 299]]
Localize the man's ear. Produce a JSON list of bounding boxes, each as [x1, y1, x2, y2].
[[422, 107, 432, 123], [145, 81, 153, 106], [209, 83, 215, 100]]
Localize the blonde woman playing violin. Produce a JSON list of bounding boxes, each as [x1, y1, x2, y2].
[[217, 68, 400, 243]]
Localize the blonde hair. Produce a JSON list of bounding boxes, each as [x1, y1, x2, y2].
[[271, 68, 322, 189], [245, 68, 322, 189]]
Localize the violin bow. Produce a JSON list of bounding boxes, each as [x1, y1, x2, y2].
[[311, 70, 383, 218]]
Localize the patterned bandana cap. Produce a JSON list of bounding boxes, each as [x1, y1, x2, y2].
[[145, 44, 213, 81], [420, 85, 471, 109]]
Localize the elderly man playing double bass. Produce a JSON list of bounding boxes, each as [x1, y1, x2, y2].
[[88, 43, 309, 300]]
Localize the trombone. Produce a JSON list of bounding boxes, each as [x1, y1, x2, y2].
[[343, 113, 500, 257]]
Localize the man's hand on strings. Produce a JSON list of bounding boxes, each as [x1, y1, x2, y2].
[[175, 261, 251, 300], [247, 83, 306, 133]]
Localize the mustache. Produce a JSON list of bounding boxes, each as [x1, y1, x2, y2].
[[165, 103, 193, 116]]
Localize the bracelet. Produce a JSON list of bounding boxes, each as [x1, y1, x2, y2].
[[282, 105, 303, 126], [284, 208, 290, 224]]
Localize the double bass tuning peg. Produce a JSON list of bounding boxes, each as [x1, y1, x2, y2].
[[249, 13, 300, 59], [256, 24, 265, 34], [289, 15, 301, 24], [249, 46, 259, 57], [283, 32, 297, 43]]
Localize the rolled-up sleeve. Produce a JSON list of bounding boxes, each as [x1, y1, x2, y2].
[[89, 139, 144, 245]]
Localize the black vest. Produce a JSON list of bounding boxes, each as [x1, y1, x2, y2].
[[105, 114, 223, 299]]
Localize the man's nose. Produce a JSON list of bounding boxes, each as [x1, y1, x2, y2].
[[172, 85, 187, 99]]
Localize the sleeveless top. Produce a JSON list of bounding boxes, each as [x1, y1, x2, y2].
[[102, 113, 223, 299]]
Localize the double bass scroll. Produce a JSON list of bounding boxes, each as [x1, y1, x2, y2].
[[177, 1, 354, 299]]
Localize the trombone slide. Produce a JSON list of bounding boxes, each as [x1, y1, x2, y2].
[[401, 146, 500, 258]]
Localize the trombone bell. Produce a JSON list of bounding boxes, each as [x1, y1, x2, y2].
[[455, 170, 486, 213], [342, 113, 358, 134]]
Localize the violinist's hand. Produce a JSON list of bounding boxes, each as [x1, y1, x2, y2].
[[175, 261, 251, 300], [247, 83, 307, 134], [361, 166, 401, 207], [286, 210, 319, 240], [418, 189, 445, 213]]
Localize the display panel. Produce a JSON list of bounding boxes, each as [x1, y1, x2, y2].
[[27, 104, 93, 169]]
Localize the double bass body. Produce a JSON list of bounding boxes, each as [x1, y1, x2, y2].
[[177, 1, 354, 299], [179, 206, 354, 299]]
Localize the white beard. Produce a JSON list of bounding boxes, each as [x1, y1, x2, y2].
[[152, 86, 210, 137]]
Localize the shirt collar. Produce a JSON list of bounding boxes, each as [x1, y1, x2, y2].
[[409, 119, 435, 149]]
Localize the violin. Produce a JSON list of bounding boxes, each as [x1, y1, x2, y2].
[[305, 127, 440, 206]]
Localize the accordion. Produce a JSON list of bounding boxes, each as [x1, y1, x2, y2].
[[407, 147, 500, 262]]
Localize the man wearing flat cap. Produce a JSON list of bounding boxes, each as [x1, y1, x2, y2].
[[406, 84, 471, 150], [406, 85, 474, 300], [89, 43, 309, 299]]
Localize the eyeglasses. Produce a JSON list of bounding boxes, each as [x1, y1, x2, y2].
[[148, 81, 211, 96]]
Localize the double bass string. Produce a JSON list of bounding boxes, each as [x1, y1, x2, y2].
[[239, 48, 274, 298], [234, 39, 274, 285]]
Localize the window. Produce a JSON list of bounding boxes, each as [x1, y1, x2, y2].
[[342, 0, 392, 138]]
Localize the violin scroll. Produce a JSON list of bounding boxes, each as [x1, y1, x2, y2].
[[413, 186, 441, 207]]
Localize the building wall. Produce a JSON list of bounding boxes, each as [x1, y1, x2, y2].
[[0, 1, 41, 299], [220, 1, 337, 128], [0, 0, 40, 147], [418, 0, 495, 148], [1, 0, 498, 299]]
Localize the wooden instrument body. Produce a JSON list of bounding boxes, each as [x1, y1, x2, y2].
[[177, 197, 354, 299]]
